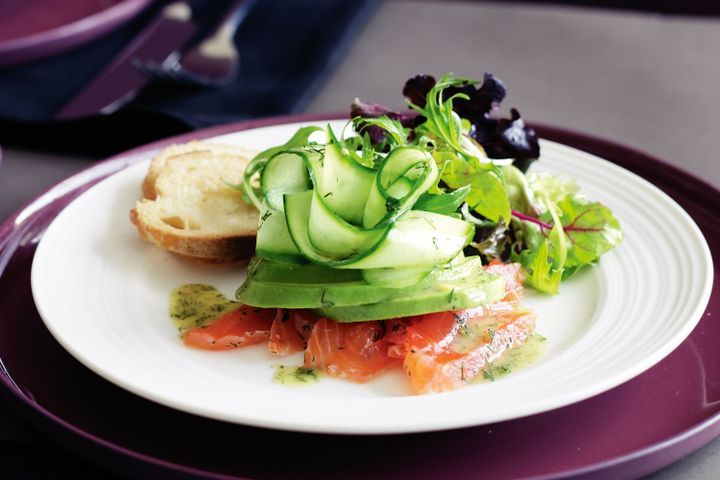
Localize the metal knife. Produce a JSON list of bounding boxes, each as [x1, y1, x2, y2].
[[54, 2, 196, 120]]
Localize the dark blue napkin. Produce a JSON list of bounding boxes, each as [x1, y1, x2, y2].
[[0, 0, 378, 155]]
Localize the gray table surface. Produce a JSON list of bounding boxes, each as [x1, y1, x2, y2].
[[1, 1, 718, 478]]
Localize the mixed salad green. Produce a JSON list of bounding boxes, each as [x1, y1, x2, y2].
[[236, 73, 621, 322]]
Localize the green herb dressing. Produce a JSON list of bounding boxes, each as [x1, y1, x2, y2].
[[452, 316, 505, 353], [476, 334, 547, 383], [272, 365, 320, 385], [169, 284, 237, 333]]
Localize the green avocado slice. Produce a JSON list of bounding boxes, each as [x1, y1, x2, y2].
[[236, 257, 405, 308], [315, 269, 506, 322], [236, 257, 506, 320]]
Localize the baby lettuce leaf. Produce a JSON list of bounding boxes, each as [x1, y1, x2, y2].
[[516, 232, 565, 294], [430, 147, 510, 223], [402, 74, 437, 106], [469, 220, 511, 259], [350, 98, 420, 144], [353, 115, 409, 146], [512, 192, 622, 293], [449, 73, 506, 122], [549, 195, 623, 273], [528, 172, 579, 206], [465, 170, 511, 223], [413, 185, 470, 215], [513, 202, 567, 294], [471, 109, 540, 171], [502, 164, 537, 215]]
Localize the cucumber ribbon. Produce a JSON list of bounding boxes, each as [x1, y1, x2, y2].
[[243, 126, 475, 270]]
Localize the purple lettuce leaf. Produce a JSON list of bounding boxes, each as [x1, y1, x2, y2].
[[350, 98, 420, 144], [402, 74, 436, 106], [447, 73, 506, 124], [470, 108, 540, 168]]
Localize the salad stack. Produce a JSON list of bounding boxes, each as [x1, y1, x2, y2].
[[178, 72, 624, 393], [237, 73, 621, 317]]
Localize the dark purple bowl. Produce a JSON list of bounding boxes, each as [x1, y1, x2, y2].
[[0, 0, 152, 68], [0, 114, 718, 479]]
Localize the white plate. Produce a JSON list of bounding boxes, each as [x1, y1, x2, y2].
[[31, 120, 713, 434]]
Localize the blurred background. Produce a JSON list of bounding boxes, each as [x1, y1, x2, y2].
[[1, 0, 719, 222], [0, 0, 719, 477], [0, 0, 379, 219]]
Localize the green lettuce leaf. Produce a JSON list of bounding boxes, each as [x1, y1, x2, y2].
[[513, 202, 566, 294], [512, 193, 622, 293], [546, 195, 623, 273], [502, 164, 536, 214], [434, 149, 510, 223], [413, 185, 470, 215], [466, 170, 511, 223], [528, 172, 579, 206]]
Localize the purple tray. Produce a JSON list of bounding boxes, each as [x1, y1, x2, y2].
[[0, 0, 152, 68], [0, 114, 718, 479]]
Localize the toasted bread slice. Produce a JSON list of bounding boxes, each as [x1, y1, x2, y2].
[[131, 141, 259, 262]]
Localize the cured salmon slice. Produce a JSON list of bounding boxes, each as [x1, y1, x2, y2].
[[385, 262, 526, 353], [402, 309, 536, 393], [304, 319, 400, 382], [268, 309, 317, 356], [382, 262, 536, 393], [183, 306, 275, 350]]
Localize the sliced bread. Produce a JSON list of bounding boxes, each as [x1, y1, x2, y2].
[[130, 141, 259, 262]]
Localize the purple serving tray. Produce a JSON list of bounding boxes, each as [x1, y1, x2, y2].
[[0, 114, 718, 479], [0, 0, 152, 68]]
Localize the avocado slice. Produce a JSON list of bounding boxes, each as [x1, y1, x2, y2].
[[315, 269, 506, 322], [236, 257, 506, 319], [237, 258, 407, 308]]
